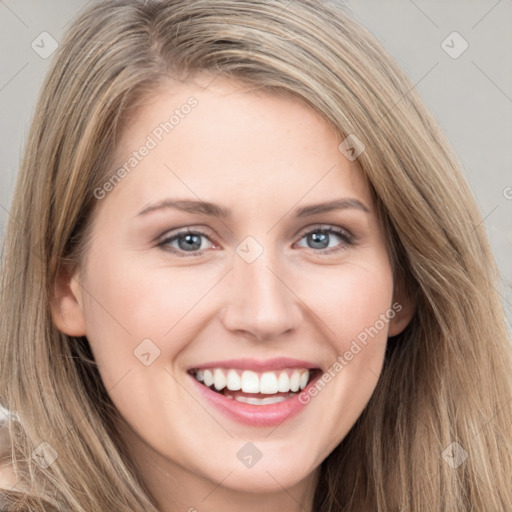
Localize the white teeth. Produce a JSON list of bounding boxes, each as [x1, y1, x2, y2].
[[226, 369, 241, 391], [277, 371, 290, 392], [203, 369, 213, 387], [240, 370, 260, 393], [289, 370, 300, 392], [232, 395, 288, 405], [192, 367, 314, 394], [259, 372, 279, 394], [299, 370, 309, 390], [213, 368, 226, 391]]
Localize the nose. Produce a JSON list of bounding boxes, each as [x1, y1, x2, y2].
[[219, 250, 303, 341]]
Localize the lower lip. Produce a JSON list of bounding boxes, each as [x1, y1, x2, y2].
[[188, 372, 320, 427]]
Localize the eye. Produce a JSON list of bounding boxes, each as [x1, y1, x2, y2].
[[295, 225, 354, 254], [157, 224, 355, 257], [157, 228, 215, 257]]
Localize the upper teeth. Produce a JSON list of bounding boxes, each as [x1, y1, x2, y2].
[[194, 368, 311, 394]]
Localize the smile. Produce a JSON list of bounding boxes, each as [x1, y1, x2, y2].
[[189, 367, 318, 404], [186, 361, 323, 426]]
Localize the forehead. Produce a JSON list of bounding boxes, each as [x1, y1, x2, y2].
[[96, 76, 372, 221]]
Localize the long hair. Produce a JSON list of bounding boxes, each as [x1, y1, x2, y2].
[[1, 0, 511, 510]]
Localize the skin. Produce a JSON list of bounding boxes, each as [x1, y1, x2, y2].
[[51, 74, 414, 512]]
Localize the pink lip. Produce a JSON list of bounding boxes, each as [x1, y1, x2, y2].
[[187, 369, 322, 427], [188, 357, 321, 372]]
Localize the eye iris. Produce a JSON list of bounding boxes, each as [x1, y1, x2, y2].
[[178, 233, 202, 251], [308, 231, 329, 249]]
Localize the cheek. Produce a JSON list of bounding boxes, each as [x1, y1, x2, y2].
[[299, 258, 394, 348], [297, 259, 393, 434], [333, 261, 393, 375], [79, 250, 217, 384]]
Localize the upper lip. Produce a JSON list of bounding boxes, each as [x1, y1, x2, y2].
[[188, 357, 321, 372]]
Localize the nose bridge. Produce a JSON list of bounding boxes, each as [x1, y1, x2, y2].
[[221, 241, 302, 340]]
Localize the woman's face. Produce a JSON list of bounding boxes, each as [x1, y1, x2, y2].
[[52, 75, 412, 507]]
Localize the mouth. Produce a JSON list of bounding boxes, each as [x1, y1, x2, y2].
[[187, 367, 323, 406]]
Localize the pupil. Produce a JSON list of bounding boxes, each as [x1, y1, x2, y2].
[[309, 231, 328, 249], [179, 234, 201, 251]]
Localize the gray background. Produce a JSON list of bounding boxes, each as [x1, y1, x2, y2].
[[0, 0, 511, 323]]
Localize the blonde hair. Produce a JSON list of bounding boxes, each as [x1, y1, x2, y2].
[[1, 0, 511, 510]]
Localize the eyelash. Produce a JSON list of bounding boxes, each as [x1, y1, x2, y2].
[[156, 224, 355, 258]]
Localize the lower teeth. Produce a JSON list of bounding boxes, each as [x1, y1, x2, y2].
[[224, 393, 297, 405], [202, 381, 305, 405]]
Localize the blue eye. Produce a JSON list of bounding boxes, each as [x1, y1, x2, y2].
[[157, 225, 354, 257], [296, 226, 354, 253], [158, 229, 213, 257]]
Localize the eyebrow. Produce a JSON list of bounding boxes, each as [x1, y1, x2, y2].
[[136, 197, 370, 218]]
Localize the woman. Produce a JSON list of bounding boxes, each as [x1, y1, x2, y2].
[[1, 0, 511, 510]]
